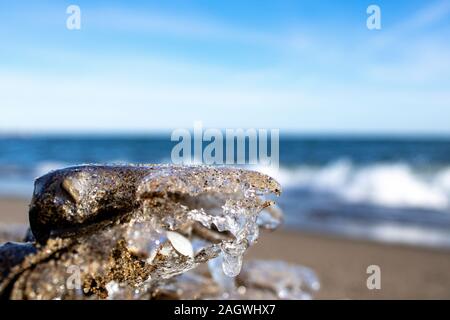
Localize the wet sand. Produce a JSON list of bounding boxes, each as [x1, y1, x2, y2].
[[1, 197, 450, 299], [0, 198, 29, 224], [248, 229, 450, 299]]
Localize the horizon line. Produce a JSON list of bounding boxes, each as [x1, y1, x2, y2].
[[1, 130, 450, 140]]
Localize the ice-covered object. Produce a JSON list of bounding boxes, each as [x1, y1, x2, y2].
[[0, 165, 283, 300]]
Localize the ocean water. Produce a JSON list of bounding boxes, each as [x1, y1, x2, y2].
[[1, 135, 450, 248]]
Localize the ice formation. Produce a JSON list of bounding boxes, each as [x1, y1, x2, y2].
[[0, 165, 319, 300]]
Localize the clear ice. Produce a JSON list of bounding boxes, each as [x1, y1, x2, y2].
[[136, 165, 281, 278]]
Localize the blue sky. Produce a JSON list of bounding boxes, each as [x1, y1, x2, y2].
[[1, 0, 450, 134]]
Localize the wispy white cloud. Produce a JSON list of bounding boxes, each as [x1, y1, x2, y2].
[[370, 0, 450, 48], [401, 0, 450, 29], [89, 8, 274, 45], [359, 0, 450, 85], [1, 69, 449, 134]]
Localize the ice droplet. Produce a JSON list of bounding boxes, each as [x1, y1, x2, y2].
[[208, 256, 236, 292], [220, 241, 246, 277], [188, 199, 266, 277]]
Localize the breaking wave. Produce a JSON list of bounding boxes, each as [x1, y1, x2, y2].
[[256, 160, 450, 211]]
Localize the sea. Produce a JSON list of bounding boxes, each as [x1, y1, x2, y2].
[[1, 134, 450, 249]]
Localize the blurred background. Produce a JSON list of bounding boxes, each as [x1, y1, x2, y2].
[[1, 0, 450, 298]]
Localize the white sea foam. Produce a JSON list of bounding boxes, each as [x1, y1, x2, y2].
[[304, 219, 450, 249], [255, 160, 450, 211], [367, 223, 450, 248]]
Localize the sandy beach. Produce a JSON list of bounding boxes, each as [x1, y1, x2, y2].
[[249, 230, 450, 299], [1, 197, 449, 299]]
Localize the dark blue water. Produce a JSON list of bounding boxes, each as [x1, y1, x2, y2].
[[1, 134, 450, 248], [2, 135, 450, 169]]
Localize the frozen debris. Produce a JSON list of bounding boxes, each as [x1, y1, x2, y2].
[[0, 165, 287, 300], [152, 259, 320, 300], [238, 260, 320, 300]]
